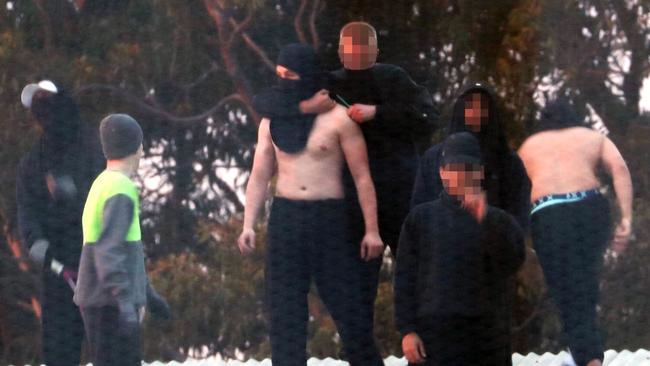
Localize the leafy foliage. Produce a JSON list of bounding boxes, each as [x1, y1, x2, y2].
[[0, 0, 648, 362]]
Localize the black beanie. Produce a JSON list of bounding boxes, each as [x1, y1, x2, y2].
[[99, 114, 143, 159], [440, 132, 483, 166]]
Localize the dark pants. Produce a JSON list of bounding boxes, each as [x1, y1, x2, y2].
[[266, 197, 383, 366], [413, 316, 512, 366], [531, 194, 611, 366], [41, 271, 84, 366], [79, 305, 141, 366]]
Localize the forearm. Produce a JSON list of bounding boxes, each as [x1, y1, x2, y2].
[[612, 165, 633, 222], [242, 176, 270, 230], [353, 174, 379, 233]]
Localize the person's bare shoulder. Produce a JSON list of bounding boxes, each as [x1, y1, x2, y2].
[[325, 104, 357, 131]]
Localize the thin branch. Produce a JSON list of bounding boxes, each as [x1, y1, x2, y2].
[[33, 0, 53, 56], [179, 63, 221, 94], [226, 7, 254, 50], [229, 20, 275, 71], [309, 0, 322, 50], [294, 0, 309, 44], [208, 169, 244, 212], [75, 84, 246, 124]]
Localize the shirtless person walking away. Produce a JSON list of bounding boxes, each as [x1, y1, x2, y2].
[[518, 99, 633, 366], [238, 44, 385, 366]]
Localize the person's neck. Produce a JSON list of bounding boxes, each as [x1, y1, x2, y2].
[[106, 160, 136, 177]]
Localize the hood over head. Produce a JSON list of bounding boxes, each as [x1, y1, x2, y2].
[[448, 83, 509, 157], [537, 97, 586, 132]]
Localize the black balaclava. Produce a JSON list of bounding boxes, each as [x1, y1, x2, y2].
[[275, 43, 323, 100], [30, 85, 82, 170], [447, 83, 511, 206], [537, 97, 585, 132], [99, 113, 143, 159], [258, 43, 326, 154]]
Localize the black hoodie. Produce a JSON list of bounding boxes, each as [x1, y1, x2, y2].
[[16, 87, 105, 269], [410, 83, 531, 231]]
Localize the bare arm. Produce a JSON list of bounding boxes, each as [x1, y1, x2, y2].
[[601, 136, 633, 251], [339, 116, 384, 260], [238, 119, 276, 254]]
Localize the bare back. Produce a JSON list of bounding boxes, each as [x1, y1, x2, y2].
[[273, 105, 351, 200], [518, 127, 604, 201]]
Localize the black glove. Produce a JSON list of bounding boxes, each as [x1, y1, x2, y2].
[[117, 302, 139, 336], [147, 285, 172, 320]]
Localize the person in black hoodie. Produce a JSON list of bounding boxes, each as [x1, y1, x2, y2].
[[16, 80, 105, 365], [411, 83, 531, 231], [395, 132, 525, 365]]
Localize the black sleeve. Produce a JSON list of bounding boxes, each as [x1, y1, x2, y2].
[[94, 194, 134, 304], [410, 145, 443, 208], [394, 211, 421, 336], [374, 66, 438, 134], [15, 157, 45, 249], [508, 155, 532, 232], [484, 210, 526, 276]]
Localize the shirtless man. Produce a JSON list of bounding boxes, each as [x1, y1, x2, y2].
[[518, 98, 633, 366], [238, 44, 385, 366]]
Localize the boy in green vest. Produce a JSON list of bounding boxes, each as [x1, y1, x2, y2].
[[74, 114, 168, 366]]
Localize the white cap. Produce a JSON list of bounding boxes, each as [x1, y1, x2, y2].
[[21, 80, 58, 108]]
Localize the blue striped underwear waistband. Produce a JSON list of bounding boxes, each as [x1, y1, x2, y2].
[[531, 187, 603, 215]]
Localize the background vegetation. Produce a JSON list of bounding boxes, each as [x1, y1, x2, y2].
[[0, 0, 648, 363]]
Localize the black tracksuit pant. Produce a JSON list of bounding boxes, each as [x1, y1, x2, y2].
[[41, 271, 84, 366], [531, 194, 611, 366], [413, 316, 512, 366], [266, 197, 383, 366], [79, 305, 141, 366]]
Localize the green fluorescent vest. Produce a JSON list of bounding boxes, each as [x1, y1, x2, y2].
[[82, 170, 141, 244]]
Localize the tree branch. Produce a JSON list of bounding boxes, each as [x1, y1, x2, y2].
[[208, 169, 244, 212], [75, 84, 246, 125], [295, 0, 309, 44], [229, 19, 275, 71], [226, 7, 254, 50], [33, 0, 53, 56], [309, 0, 323, 49]]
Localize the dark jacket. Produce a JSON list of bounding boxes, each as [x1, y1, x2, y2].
[[16, 122, 105, 269], [410, 84, 531, 231], [394, 192, 525, 342]]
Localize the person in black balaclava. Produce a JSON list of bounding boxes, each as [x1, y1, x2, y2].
[[242, 43, 385, 366], [253, 43, 330, 154], [16, 80, 106, 365]]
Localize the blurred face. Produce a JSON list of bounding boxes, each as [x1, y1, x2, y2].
[[439, 164, 484, 198], [464, 92, 488, 133], [338, 23, 378, 70]]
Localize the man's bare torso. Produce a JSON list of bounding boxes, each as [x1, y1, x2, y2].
[[518, 127, 604, 202], [273, 105, 350, 200]]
